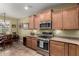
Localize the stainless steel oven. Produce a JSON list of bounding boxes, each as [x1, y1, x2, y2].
[[37, 38, 49, 56], [37, 39, 49, 51], [37, 31, 53, 55]]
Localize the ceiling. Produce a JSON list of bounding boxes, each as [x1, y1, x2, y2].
[[0, 3, 60, 19]]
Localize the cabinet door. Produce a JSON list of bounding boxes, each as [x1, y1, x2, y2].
[[76, 45, 79, 56], [52, 9, 63, 29], [44, 10, 52, 20], [26, 37, 32, 48], [63, 7, 79, 29], [39, 10, 52, 21], [64, 43, 69, 56], [69, 44, 77, 56], [29, 16, 34, 29], [31, 38, 37, 50], [39, 13, 44, 21], [50, 41, 65, 56], [34, 15, 40, 29]]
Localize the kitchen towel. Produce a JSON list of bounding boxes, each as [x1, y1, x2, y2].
[[39, 40, 44, 48]]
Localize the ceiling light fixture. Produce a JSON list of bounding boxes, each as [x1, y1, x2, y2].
[[24, 6, 29, 10]]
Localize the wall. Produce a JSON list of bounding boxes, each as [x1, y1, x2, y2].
[[54, 30, 79, 38], [18, 17, 32, 39], [0, 16, 18, 34]]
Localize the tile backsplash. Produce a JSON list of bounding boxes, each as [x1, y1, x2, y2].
[[54, 30, 79, 38]]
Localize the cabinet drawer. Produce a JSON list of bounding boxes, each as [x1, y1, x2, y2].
[[50, 40, 64, 46]]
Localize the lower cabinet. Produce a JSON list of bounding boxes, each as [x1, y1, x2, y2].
[[31, 38, 37, 50], [77, 45, 79, 56], [50, 41, 68, 56], [26, 37, 37, 50], [26, 37, 32, 48], [69, 44, 79, 56], [69, 44, 77, 56], [25, 37, 79, 56], [50, 40, 79, 56]]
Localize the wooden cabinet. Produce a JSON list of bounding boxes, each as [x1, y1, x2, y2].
[[52, 6, 79, 29], [49, 39, 79, 56], [50, 41, 66, 56], [77, 45, 79, 56], [63, 6, 79, 29], [39, 13, 44, 21], [44, 10, 52, 20], [34, 15, 40, 29], [29, 6, 79, 30], [52, 9, 63, 29], [29, 15, 40, 29], [29, 9, 52, 30], [39, 9, 52, 22], [29, 16, 35, 29], [26, 36, 37, 50], [26, 37, 32, 48], [31, 38, 37, 50], [64, 43, 69, 56], [69, 44, 77, 56]]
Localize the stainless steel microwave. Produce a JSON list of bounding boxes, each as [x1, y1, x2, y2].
[[40, 20, 52, 30]]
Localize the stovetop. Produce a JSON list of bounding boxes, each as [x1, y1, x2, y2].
[[37, 31, 53, 41]]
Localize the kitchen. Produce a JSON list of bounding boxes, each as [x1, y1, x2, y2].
[[0, 3, 79, 56]]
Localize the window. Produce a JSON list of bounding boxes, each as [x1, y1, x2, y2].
[[0, 20, 10, 34]]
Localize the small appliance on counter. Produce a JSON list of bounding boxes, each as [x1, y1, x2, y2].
[[37, 31, 53, 56]]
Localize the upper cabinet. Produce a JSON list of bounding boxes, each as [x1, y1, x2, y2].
[[39, 9, 52, 21], [29, 5, 79, 30], [29, 16, 35, 29], [63, 6, 79, 29], [39, 13, 45, 21], [52, 5, 79, 30], [34, 15, 40, 29], [52, 9, 63, 29], [44, 10, 52, 20], [29, 9, 53, 30]]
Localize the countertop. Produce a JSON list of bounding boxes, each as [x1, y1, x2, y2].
[[26, 35, 79, 45], [50, 37, 79, 45], [26, 35, 38, 38]]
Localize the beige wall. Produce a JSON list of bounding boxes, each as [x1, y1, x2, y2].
[[54, 30, 79, 38], [18, 17, 32, 39], [0, 16, 18, 34]]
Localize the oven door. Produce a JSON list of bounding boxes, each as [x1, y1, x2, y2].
[[37, 39, 49, 51], [37, 40, 44, 49], [43, 41, 49, 50]]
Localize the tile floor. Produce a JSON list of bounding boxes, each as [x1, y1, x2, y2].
[[0, 42, 42, 56]]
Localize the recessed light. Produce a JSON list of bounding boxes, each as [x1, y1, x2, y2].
[[24, 6, 29, 10]]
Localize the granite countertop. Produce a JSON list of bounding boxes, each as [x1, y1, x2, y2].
[[50, 37, 79, 45], [26, 35, 38, 38]]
